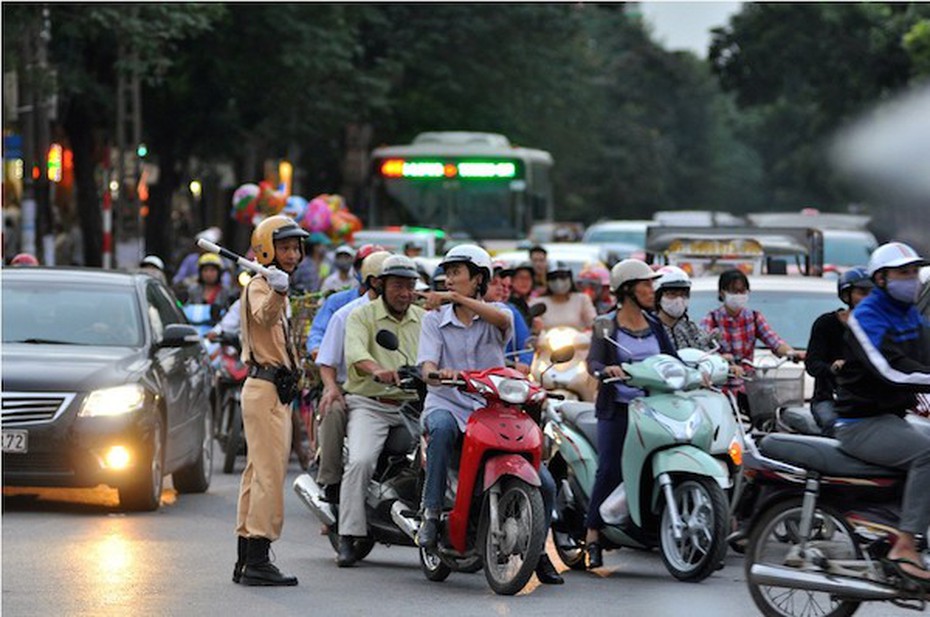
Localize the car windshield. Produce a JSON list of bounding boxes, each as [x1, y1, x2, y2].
[[2, 283, 143, 347], [823, 234, 876, 267], [688, 288, 841, 349], [584, 229, 645, 247]]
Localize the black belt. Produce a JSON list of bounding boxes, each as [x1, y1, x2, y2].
[[248, 365, 281, 383]]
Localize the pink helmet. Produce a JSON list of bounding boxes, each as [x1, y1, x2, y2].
[[578, 263, 610, 286], [10, 253, 39, 267]]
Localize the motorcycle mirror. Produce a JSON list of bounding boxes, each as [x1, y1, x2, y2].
[[529, 303, 548, 318], [550, 345, 575, 365], [593, 319, 612, 340], [375, 329, 399, 351]]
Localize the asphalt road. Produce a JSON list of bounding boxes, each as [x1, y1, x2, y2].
[[1, 445, 917, 617]]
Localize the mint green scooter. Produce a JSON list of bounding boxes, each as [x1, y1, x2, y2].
[[545, 337, 735, 582]]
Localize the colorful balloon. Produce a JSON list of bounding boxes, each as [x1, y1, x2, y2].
[[232, 183, 259, 211], [303, 196, 332, 232], [284, 195, 308, 221]]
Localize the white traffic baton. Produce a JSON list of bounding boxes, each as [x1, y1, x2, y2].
[[196, 238, 274, 279]]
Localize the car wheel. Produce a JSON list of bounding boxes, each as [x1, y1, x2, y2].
[[173, 408, 213, 494], [119, 413, 164, 512]]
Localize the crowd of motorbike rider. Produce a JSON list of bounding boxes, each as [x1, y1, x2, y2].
[[136, 227, 930, 590]]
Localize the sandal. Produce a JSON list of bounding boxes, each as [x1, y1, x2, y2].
[[882, 557, 930, 589]]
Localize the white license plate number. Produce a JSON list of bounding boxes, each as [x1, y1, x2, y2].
[[2, 430, 28, 453]]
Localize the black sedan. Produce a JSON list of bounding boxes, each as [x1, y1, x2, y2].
[[2, 267, 214, 511]]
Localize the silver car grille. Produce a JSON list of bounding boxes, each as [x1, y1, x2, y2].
[[1, 392, 76, 427]]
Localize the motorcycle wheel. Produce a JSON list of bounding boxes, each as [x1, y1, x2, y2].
[[419, 546, 452, 582], [553, 530, 587, 570], [479, 478, 547, 596], [659, 477, 729, 582], [222, 397, 242, 475], [327, 530, 375, 562], [745, 498, 861, 617]]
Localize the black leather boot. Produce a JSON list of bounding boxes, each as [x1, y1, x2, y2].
[[232, 536, 248, 583], [336, 536, 357, 568], [586, 541, 603, 569], [535, 553, 565, 585], [240, 537, 298, 586]]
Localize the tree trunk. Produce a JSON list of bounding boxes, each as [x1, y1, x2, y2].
[[63, 97, 102, 267], [147, 144, 180, 269]]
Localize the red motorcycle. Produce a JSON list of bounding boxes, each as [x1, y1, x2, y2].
[[391, 363, 565, 595], [213, 331, 248, 474]]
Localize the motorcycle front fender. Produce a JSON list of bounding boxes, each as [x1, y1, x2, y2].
[[642, 446, 731, 523], [482, 454, 541, 492], [546, 421, 598, 495]]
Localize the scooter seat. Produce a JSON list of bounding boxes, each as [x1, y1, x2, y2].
[[777, 406, 822, 436], [758, 434, 904, 479], [558, 402, 599, 452]]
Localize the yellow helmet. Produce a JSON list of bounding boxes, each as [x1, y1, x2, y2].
[[197, 253, 223, 269], [360, 251, 392, 284], [250, 215, 310, 266]]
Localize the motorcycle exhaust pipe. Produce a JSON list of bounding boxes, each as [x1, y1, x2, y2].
[[389, 500, 419, 540], [292, 474, 336, 527], [749, 564, 907, 601]]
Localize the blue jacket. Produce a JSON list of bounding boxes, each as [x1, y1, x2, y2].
[[306, 287, 363, 354], [505, 303, 534, 365], [586, 311, 677, 419], [836, 287, 930, 418]]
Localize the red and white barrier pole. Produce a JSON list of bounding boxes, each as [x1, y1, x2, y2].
[[102, 146, 113, 269]]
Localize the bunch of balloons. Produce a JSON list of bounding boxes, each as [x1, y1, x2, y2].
[[232, 182, 364, 242], [230, 181, 286, 224]]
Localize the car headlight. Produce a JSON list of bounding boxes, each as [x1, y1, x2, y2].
[[79, 385, 146, 418], [654, 360, 688, 391]]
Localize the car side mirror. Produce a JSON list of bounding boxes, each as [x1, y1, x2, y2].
[[160, 324, 201, 348], [376, 329, 399, 351]]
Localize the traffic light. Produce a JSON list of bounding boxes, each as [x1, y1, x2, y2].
[[136, 143, 148, 158]]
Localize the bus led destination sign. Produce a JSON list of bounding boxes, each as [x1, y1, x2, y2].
[[379, 159, 517, 179]]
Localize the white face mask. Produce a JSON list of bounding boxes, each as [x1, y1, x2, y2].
[[724, 292, 749, 311], [548, 278, 572, 295], [660, 296, 688, 319]]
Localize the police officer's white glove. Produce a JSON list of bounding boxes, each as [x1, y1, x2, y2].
[[265, 266, 290, 294]]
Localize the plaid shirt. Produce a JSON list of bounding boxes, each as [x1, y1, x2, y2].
[[701, 306, 785, 392]]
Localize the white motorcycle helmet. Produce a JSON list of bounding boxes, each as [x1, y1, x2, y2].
[[867, 242, 928, 278], [653, 265, 692, 293], [610, 259, 660, 293], [440, 244, 492, 280]]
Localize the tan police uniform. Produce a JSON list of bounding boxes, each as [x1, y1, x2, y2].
[[236, 275, 294, 541]]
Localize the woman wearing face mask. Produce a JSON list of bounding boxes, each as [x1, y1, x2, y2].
[[530, 261, 597, 331], [700, 269, 804, 414], [320, 245, 359, 294], [653, 266, 714, 351], [583, 259, 677, 569]]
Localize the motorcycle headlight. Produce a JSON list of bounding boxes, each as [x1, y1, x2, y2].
[[79, 384, 146, 418], [490, 376, 531, 405], [655, 360, 688, 391], [546, 328, 577, 354]]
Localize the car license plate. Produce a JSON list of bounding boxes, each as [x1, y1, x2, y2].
[[2, 430, 28, 453]]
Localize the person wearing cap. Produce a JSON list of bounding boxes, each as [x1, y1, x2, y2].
[[414, 245, 513, 550], [653, 266, 714, 352], [403, 241, 422, 258], [583, 259, 678, 569], [508, 261, 537, 329], [804, 266, 873, 435], [233, 215, 308, 587], [700, 269, 804, 415], [173, 227, 224, 286], [138, 255, 167, 285], [314, 251, 392, 507], [530, 261, 597, 331], [335, 254, 425, 567], [320, 245, 359, 295], [185, 253, 232, 308], [529, 244, 549, 295], [833, 242, 930, 587], [305, 244, 386, 360]]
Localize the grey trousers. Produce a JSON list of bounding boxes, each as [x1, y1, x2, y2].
[[338, 394, 405, 537], [316, 399, 348, 486], [836, 414, 930, 535]]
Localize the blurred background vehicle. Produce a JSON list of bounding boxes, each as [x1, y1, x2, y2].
[[1, 268, 214, 511], [581, 219, 651, 266], [494, 243, 604, 279]]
